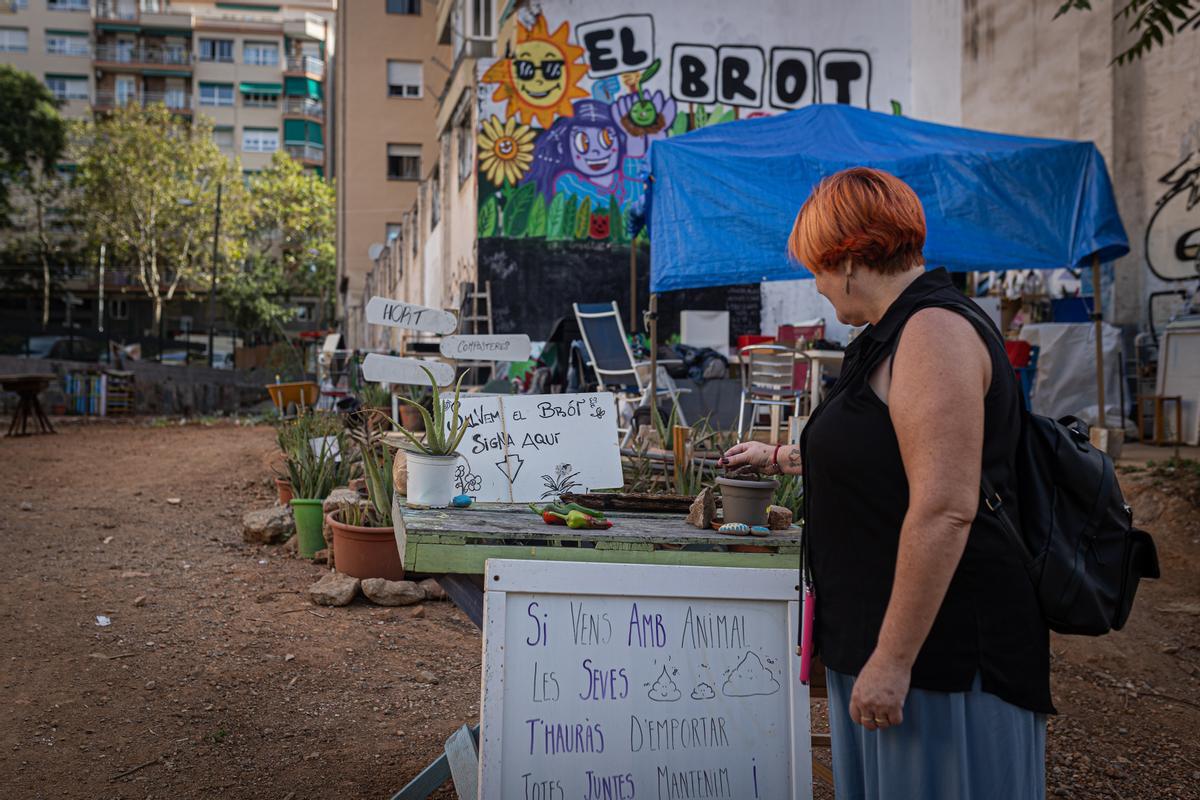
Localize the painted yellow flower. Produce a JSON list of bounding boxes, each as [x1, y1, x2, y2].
[[478, 115, 535, 186]]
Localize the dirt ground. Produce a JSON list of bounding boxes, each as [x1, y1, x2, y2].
[[0, 420, 1197, 800]]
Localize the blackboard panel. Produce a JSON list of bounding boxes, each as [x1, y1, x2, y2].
[[478, 239, 762, 345]]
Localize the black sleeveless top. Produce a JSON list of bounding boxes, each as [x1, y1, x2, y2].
[[800, 268, 1053, 714]]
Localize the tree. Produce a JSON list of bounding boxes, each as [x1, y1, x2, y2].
[[1056, 1, 1200, 64], [73, 104, 242, 326], [231, 151, 336, 333], [0, 65, 66, 228]]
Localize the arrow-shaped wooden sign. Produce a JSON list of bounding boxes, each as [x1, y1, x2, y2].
[[361, 353, 455, 387], [438, 334, 532, 362], [365, 296, 457, 335]]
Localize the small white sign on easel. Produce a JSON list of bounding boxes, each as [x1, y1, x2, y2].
[[365, 296, 458, 335], [438, 334, 532, 362], [444, 393, 622, 502], [361, 353, 455, 387], [480, 560, 812, 799]]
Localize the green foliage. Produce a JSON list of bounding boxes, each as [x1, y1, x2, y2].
[[504, 182, 537, 237], [573, 196, 592, 240], [278, 411, 350, 499], [359, 382, 391, 409], [1055, 0, 1199, 64], [393, 366, 470, 456], [527, 193, 548, 238], [773, 473, 804, 522], [478, 194, 499, 237], [0, 65, 66, 228], [545, 192, 570, 240], [343, 415, 395, 527]]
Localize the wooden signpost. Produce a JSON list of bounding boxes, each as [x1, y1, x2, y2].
[[438, 334, 532, 362], [365, 296, 458, 336], [480, 560, 812, 800], [361, 353, 455, 387]]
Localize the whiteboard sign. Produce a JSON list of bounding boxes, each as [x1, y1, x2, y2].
[[444, 393, 622, 503], [481, 560, 812, 800], [439, 334, 532, 362], [361, 353, 455, 387], [365, 296, 458, 335]]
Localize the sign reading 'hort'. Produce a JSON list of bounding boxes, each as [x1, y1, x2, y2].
[[480, 561, 812, 800], [365, 296, 458, 335]]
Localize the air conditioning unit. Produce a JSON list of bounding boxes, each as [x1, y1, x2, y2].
[[462, 37, 494, 59]]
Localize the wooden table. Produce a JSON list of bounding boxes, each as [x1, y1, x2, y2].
[[803, 349, 845, 409], [2, 373, 57, 437], [388, 500, 802, 799]]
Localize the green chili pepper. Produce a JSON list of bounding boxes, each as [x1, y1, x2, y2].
[[565, 510, 613, 530], [563, 502, 605, 519]]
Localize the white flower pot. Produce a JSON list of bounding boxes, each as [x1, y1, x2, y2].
[[404, 451, 458, 508]]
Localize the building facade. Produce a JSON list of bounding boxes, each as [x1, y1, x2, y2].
[[334, 0, 447, 348]]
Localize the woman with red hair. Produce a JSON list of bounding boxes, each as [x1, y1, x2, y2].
[[723, 168, 1049, 799]]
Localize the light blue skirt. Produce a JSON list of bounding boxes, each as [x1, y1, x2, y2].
[[827, 668, 1047, 800]]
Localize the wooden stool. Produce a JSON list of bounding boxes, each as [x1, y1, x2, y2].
[[1136, 395, 1183, 446]]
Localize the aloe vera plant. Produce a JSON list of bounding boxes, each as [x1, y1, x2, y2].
[[392, 366, 470, 457]]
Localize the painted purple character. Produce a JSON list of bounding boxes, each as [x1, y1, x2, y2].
[[522, 99, 626, 201]]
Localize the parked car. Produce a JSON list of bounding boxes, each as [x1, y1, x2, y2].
[[20, 336, 102, 362]]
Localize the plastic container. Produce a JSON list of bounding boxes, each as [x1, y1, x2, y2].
[[404, 451, 459, 508], [716, 476, 779, 527], [290, 498, 326, 557]]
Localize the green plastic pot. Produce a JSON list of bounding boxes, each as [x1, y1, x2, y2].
[[290, 498, 326, 558]]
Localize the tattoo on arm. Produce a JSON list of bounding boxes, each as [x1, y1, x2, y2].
[[787, 446, 802, 466]]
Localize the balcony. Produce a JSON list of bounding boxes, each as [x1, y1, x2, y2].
[[285, 143, 324, 164], [282, 96, 323, 119], [93, 43, 193, 69], [285, 54, 324, 78], [93, 90, 193, 113], [93, 1, 139, 20]]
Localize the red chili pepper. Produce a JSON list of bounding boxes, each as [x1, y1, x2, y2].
[[542, 511, 567, 525]]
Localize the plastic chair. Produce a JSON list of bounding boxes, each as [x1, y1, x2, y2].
[[573, 301, 688, 446], [736, 344, 808, 443]]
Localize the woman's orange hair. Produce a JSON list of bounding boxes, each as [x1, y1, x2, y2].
[[788, 167, 926, 275]]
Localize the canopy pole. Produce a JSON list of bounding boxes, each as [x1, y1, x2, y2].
[[630, 245, 638, 333], [1091, 253, 1107, 429], [648, 293, 659, 422]]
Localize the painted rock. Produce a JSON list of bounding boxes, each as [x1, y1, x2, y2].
[[451, 495, 473, 508], [750, 526, 771, 537], [718, 522, 750, 535]]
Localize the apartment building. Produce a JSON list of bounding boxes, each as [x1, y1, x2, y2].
[[334, 0, 447, 344], [0, 0, 335, 174]]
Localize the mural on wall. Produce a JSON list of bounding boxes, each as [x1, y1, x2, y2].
[[476, 9, 887, 243], [1145, 149, 1200, 282]]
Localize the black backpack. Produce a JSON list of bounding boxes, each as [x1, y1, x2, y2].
[[955, 306, 1162, 636]]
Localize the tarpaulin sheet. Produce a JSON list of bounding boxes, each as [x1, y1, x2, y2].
[[647, 105, 1128, 292]]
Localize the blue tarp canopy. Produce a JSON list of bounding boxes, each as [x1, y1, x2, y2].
[[646, 105, 1128, 293]]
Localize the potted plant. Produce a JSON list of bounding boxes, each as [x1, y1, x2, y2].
[[716, 465, 779, 527], [396, 385, 428, 434], [281, 414, 351, 557], [390, 367, 469, 508], [326, 429, 404, 580]]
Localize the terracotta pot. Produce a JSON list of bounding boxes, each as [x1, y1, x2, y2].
[[275, 477, 294, 505], [716, 476, 779, 527], [398, 404, 426, 433], [326, 511, 404, 580]]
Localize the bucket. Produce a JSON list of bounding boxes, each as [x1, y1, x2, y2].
[[290, 498, 326, 557], [716, 476, 779, 527], [404, 451, 459, 508]]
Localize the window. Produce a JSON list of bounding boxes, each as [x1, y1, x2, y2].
[[109, 298, 129, 321], [243, 41, 278, 66], [198, 38, 233, 62], [0, 28, 28, 53], [199, 82, 234, 106], [429, 165, 440, 228], [386, 0, 420, 13], [243, 128, 279, 153], [9, 1, 29, 10], [46, 32, 89, 57], [387, 143, 421, 180], [45, 75, 89, 101], [386, 223, 403, 242], [387, 60, 422, 98], [242, 92, 277, 108], [213, 127, 234, 150], [454, 98, 473, 186], [470, 0, 493, 38], [47, 0, 89, 10]]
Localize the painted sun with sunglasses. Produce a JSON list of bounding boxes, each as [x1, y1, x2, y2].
[[482, 14, 588, 129]]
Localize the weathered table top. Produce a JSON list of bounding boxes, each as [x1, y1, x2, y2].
[[394, 501, 803, 575]]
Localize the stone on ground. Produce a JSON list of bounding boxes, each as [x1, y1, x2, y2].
[[419, 578, 447, 601], [361, 578, 425, 606], [242, 506, 294, 544], [308, 572, 360, 606]]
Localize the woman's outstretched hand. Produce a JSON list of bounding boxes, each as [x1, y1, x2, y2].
[[720, 441, 778, 472]]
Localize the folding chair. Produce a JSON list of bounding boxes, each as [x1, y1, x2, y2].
[[736, 343, 808, 443], [777, 318, 826, 412], [573, 301, 688, 447]]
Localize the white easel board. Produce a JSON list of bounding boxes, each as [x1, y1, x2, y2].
[[479, 560, 812, 800], [445, 393, 622, 503]]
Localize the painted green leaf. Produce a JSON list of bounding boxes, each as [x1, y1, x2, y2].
[[669, 109, 690, 137], [562, 195, 579, 240], [504, 182, 537, 238], [545, 192, 569, 240], [607, 195, 626, 243], [527, 193, 547, 238], [477, 195, 498, 238], [638, 58, 661, 89], [573, 196, 592, 240]]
